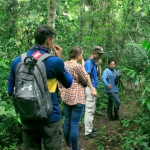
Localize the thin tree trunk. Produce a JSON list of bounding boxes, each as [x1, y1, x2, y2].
[[47, 0, 56, 29], [79, 0, 84, 43]]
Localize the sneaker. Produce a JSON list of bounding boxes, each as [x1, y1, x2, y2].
[[85, 132, 97, 140], [92, 127, 99, 132]]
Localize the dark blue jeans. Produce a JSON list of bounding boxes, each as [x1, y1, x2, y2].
[[63, 103, 84, 150], [107, 92, 121, 108]]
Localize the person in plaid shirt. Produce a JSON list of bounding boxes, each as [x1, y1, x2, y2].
[[59, 46, 88, 150]]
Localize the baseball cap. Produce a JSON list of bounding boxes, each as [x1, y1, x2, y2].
[[93, 46, 105, 54]]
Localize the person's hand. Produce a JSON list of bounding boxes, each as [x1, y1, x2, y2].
[[118, 73, 122, 77], [91, 90, 98, 97], [81, 58, 85, 67], [108, 84, 112, 89], [52, 45, 62, 58]]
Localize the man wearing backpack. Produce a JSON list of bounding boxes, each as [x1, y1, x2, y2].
[[84, 46, 105, 140], [8, 25, 73, 150]]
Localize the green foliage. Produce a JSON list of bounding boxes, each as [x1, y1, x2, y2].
[[0, 0, 48, 148], [0, 111, 22, 149], [0, 0, 150, 149], [120, 119, 130, 128], [122, 130, 150, 150]]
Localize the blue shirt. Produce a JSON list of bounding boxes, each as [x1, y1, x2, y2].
[[8, 48, 73, 122], [84, 58, 98, 88], [101, 68, 119, 93]]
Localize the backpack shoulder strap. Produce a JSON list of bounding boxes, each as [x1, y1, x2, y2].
[[87, 59, 95, 79], [89, 59, 95, 74], [21, 52, 51, 62], [38, 53, 51, 61], [114, 69, 118, 76], [21, 52, 27, 62]]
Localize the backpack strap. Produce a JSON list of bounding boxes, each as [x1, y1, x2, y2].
[[38, 53, 51, 61], [90, 60, 95, 74], [107, 68, 118, 84], [21, 52, 51, 62], [88, 59, 96, 79], [21, 52, 27, 62]]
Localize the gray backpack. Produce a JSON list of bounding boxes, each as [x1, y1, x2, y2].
[[13, 52, 52, 120]]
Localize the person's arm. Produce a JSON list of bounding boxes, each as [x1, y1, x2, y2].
[[55, 58, 73, 88], [8, 57, 20, 96], [87, 74, 98, 97], [81, 58, 85, 71], [8, 69, 15, 96], [101, 69, 112, 89], [85, 60, 97, 97], [76, 59, 88, 86], [76, 64, 88, 86]]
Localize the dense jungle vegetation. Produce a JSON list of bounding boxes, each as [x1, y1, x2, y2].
[[0, 0, 150, 149]]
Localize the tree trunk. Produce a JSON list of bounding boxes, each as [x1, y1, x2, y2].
[[47, 0, 56, 29], [3, 0, 18, 41]]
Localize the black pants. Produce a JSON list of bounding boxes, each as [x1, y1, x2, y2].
[[22, 120, 62, 150], [107, 93, 121, 119], [107, 92, 120, 108]]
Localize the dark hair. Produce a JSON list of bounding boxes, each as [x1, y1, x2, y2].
[[108, 59, 116, 65], [68, 46, 83, 60], [34, 25, 55, 45]]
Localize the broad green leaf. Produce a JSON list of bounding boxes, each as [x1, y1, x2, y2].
[[0, 106, 6, 115], [147, 103, 150, 111]]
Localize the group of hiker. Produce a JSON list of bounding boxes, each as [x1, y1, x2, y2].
[[8, 25, 121, 150]]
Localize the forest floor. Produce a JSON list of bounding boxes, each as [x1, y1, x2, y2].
[[16, 95, 139, 150], [16, 82, 140, 150], [62, 97, 139, 150]]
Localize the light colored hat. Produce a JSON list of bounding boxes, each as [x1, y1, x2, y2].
[[93, 46, 105, 53]]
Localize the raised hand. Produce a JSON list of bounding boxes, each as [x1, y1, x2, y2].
[[52, 45, 63, 58]]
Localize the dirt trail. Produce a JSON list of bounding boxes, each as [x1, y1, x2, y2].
[[62, 100, 138, 150]]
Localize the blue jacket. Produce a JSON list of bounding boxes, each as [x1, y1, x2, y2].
[[8, 48, 73, 122], [101, 68, 119, 93]]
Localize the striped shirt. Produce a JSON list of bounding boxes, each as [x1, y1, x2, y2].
[[60, 61, 88, 105]]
